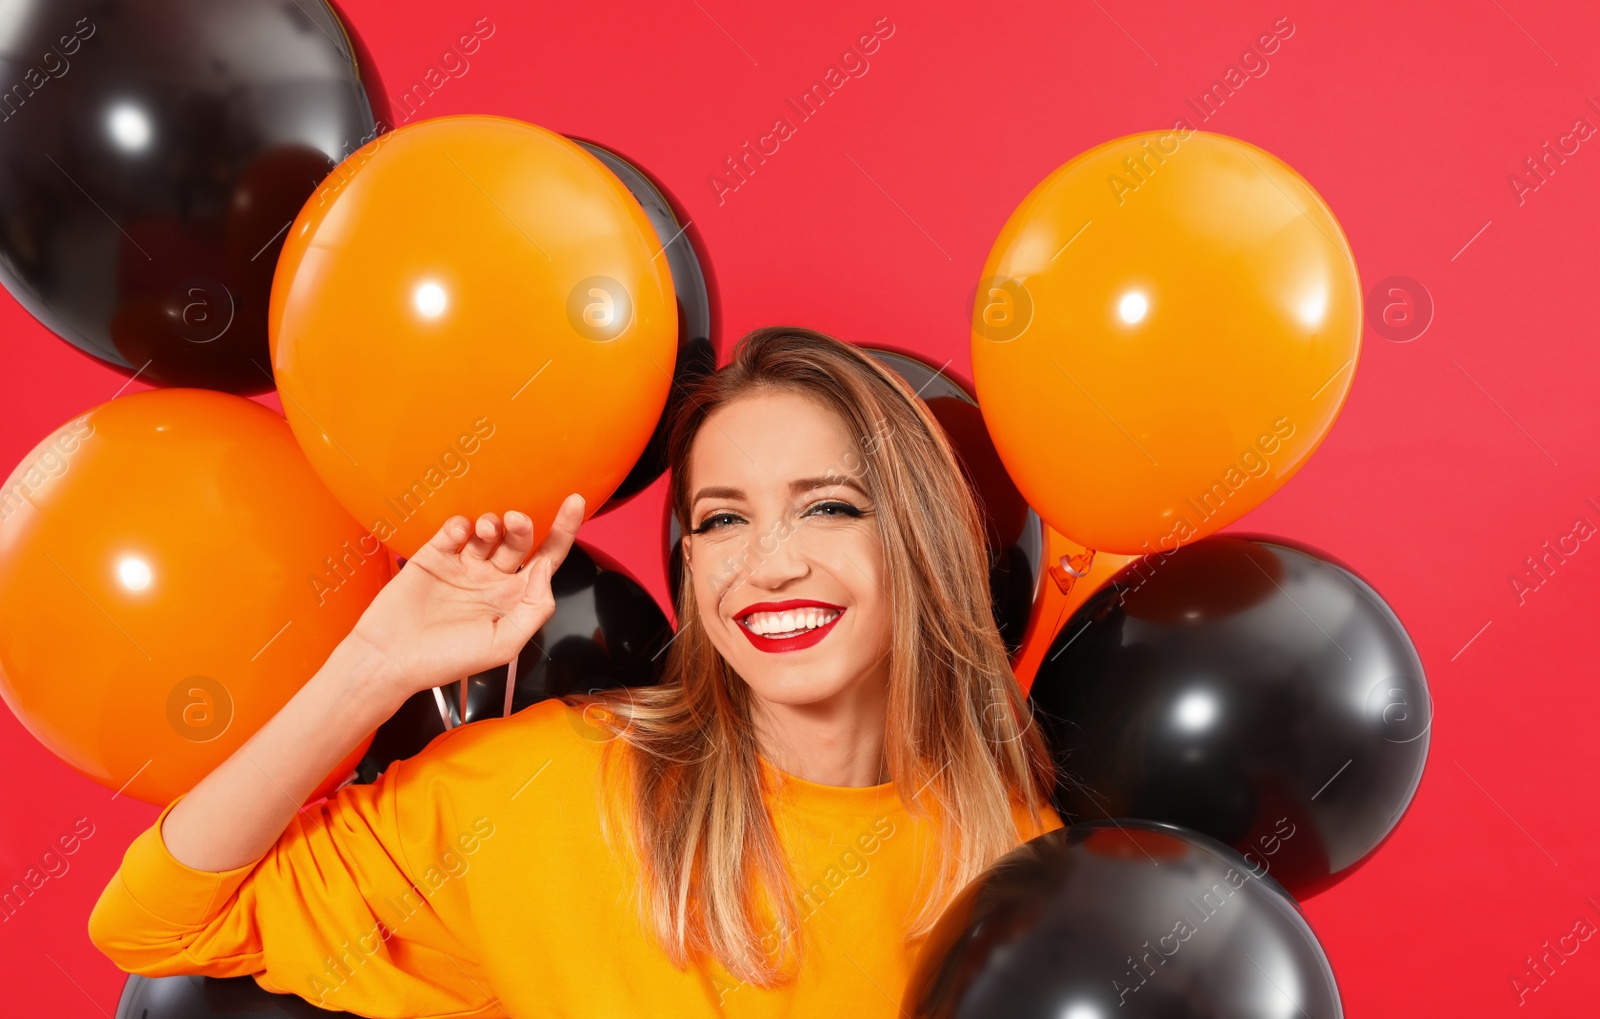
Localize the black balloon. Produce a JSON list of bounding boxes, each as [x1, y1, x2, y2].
[[117, 973, 338, 1018], [354, 540, 672, 781], [329, 1, 393, 128], [663, 348, 1045, 655], [1029, 534, 1431, 899], [573, 138, 716, 513], [904, 820, 1343, 1018], [0, 0, 381, 393]]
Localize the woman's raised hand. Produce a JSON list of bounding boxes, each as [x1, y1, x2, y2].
[[347, 494, 586, 701]]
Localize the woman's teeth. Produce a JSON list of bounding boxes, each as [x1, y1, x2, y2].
[[741, 608, 841, 636]]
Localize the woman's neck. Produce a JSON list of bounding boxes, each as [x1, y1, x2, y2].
[[750, 671, 890, 787]]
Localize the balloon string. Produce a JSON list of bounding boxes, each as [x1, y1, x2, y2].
[[1048, 548, 1096, 594], [502, 654, 518, 717], [432, 686, 454, 729]]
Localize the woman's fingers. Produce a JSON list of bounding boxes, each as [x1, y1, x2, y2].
[[424, 515, 473, 555], [414, 499, 578, 596], [495, 552, 556, 658], [488, 510, 535, 573], [504, 497, 582, 639], [528, 494, 585, 576], [461, 512, 503, 561]]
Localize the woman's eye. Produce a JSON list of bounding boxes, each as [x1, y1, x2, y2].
[[692, 512, 742, 534], [807, 500, 863, 519], [692, 502, 861, 534]]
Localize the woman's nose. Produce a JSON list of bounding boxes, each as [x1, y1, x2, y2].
[[725, 517, 809, 591]]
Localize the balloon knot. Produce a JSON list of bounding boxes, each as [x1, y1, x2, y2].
[[1048, 550, 1096, 592]]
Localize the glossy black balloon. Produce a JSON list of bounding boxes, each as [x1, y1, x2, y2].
[[0, 0, 381, 393], [662, 348, 1045, 655], [1029, 534, 1431, 899], [573, 138, 716, 513], [904, 820, 1343, 1018], [354, 540, 672, 781], [117, 973, 338, 1018]]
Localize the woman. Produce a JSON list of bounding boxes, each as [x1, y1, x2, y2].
[[89, 326, 1062, 1017]]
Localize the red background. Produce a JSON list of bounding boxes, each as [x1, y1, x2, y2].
[[3, 1, 1598, 1015]]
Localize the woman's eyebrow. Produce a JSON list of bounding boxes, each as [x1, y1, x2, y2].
[[690, 475, 868, 507]]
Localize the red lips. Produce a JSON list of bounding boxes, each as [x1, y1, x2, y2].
[[735, 598, 845, 620], [735, 599, 846, 654]]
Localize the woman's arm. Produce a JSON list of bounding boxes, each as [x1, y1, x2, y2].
[[88, 497, 586, 1014], [157, 636, 404, 871], [160, 495, 586, 873], [88, 710, 511, 1016]]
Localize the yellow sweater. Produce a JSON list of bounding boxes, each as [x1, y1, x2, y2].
[[88, 697, 1061, 1018]]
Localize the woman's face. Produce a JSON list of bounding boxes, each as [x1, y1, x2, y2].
[[683, 388, 892, 711]]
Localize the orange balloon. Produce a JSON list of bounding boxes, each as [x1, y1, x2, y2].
[[270, 114, 677, 558], [0, 390, 382, 805], [972, 130, 1361, 556]]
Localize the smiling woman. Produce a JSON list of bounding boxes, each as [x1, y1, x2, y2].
[[573, 327, 1059, 989], [86, 325, 1059, 1018]]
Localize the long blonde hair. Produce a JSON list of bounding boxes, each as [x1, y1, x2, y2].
[[565, 326, 1055, 987]]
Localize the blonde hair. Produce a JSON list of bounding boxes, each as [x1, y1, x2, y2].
[[565, 326, 1055, 987]]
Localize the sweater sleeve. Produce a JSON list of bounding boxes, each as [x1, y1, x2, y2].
[[87, 724, 505, 1019]]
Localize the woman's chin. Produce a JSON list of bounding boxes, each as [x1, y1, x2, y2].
[[741, 672, 869, 711]]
